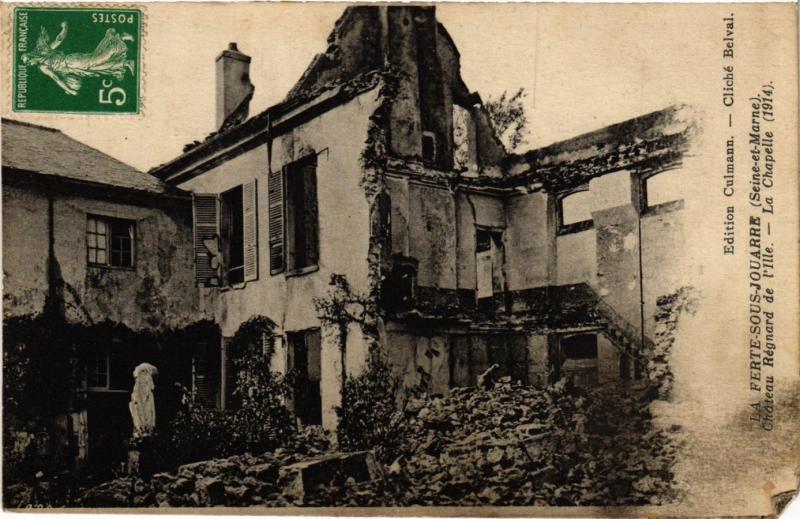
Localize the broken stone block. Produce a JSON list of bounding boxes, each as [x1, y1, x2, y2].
[[245, 461, 279, 484], [177, 460, 208, 479], [204, 459, 241, 479], [171, 477, 194, 494], [279, 451, 383, 501], [224, 485, 250, 504], [195, 477, 225, 506]]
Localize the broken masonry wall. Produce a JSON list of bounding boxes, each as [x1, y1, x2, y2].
[[412, 8, 450, 170], [641, 201, 687, 339], [455, 190, 505, 292], [386, 7, 423, 161], [383, 324, 531, 395], [384, 175, 506, 300], [286, 7, 383, 102], [290, 6, 501, 173], [179, 89, 381, 430]]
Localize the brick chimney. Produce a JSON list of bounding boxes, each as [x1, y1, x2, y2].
[[216, 42, 254, 129]]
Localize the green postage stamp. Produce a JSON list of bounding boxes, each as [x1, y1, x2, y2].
[[12, 7, 141, 114]]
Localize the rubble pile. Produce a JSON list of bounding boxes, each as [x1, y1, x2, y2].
[[385, 378, 681, 506], [79, 380, 680, 507]]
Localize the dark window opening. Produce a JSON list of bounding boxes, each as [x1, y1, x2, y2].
[[287, 329, 322, 426], [559, 333, 599, 388], [475, 228, 506, 302], [86, 351, 110, 390], [192, 339, 222, 408], [449, 334, 528, 389], [562, 333, 598, 359], [382, 257, 417, 312], [87, 216, 134, 268], [220, 185, 245, 285], [422, 132, 436, 163], [285, 157, 319, 272]]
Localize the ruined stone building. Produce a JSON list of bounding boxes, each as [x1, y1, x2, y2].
[[149, 6, 694, 430], [2, 6, 694, 466]]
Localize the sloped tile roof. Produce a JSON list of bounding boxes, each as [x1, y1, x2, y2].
[[2, 119, 178, 195]]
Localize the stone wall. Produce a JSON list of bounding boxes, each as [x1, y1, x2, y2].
[[2, 184, 202, 331]]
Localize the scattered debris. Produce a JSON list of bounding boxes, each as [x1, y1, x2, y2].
[[77, 379, 680, 508]]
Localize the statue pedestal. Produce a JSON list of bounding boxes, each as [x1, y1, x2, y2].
[[127, 435, 158, 479]]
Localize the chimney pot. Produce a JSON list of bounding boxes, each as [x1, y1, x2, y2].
[[228, 42, 238, 51]]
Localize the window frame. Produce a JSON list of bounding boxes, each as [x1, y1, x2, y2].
[[421, 131, 437, 164], [219, 184, 246, 286], [556, 188, 594, 235], [284, 155, 320, 277], [86, 215, 136, 270], [86, 352, 111, 391], [639, 170, 685, 216], [474, 225, 506, 301]]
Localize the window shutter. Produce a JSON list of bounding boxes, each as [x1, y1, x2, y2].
[[302, 158, 319, 266], [193, 194, 220, 287], [268, 167, 285, 274], [242, 179, 258, 282], [193, 342, 212, 407]]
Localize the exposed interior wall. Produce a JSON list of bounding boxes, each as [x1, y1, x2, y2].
[[407, 182, 457, 289], [505, 192, 552, 291], [385, 327, 529, 395], [385, 178, 506, 295], [556, 230, 597, 286], [641, 207, 686, 336], [455, 191, 505, 291]]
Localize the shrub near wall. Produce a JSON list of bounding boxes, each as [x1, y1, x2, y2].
[[165, 316, 296, 467], [336, 352, 404, 463]]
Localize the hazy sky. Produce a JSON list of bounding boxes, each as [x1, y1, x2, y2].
[[6, 3, 712, 171]]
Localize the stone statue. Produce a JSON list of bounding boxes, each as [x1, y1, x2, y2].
[[129, 363, 158, 439]]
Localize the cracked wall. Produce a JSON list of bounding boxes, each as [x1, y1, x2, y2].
[[2, 184, 203, 331]]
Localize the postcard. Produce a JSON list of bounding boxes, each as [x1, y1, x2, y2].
[[1, 3, 798, 516]]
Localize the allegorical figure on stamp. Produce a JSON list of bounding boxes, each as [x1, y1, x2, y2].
[[21, 22, 135, 96]]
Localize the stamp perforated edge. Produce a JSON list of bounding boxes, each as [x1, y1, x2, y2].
[[2, 2, 147, 119]]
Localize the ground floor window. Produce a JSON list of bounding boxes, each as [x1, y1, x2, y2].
[[287, 329, 322, 426], [449, 334, 528, 388], [86, 352, 110, 390], [559, 333, 599, 388]]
